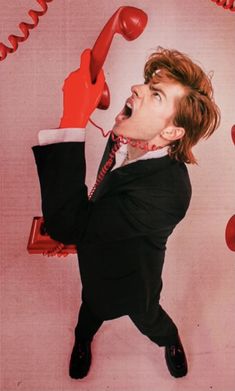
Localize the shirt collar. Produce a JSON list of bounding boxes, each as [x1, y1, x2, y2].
[[111, 143, 169, 171]]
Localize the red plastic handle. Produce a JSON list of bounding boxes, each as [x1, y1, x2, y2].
[[225, 125, 235, 252], [90, 6, 148, 109], [231, 124, 235, 145], [225, 215, 235, 251]]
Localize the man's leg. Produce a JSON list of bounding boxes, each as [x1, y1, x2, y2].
[[69, 301, 104, 379], [129, 301, 178, 347], [74, 301, 104, 342], [129, 301, 188, 378]]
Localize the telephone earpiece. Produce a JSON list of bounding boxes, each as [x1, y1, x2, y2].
[[90, 6, 148, 109]]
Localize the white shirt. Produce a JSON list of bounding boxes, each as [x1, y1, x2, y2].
[[38, 128, 169, 170]]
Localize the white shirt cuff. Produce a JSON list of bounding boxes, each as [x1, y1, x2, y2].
[[38, 128, 85, 146]]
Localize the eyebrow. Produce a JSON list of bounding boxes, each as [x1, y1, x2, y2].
[[150, 84, 167, 100]]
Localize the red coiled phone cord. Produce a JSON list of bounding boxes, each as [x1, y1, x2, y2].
[[211, 0, 235, 12], [88, 118, 163, 200], [43, 122, 163, 256], [0, 0, 53, 62]]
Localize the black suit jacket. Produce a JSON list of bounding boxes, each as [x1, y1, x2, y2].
[[32, 139, 191, 320]]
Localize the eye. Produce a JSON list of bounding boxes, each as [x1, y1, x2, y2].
[[153, 92, 161, 101]]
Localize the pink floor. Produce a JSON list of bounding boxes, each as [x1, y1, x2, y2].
[[1, 225, 235, 391]]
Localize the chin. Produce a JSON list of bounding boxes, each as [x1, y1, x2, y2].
[[112, 122, 128, 137], [112, 124, 120, 136], [113, 120, 139, 140]]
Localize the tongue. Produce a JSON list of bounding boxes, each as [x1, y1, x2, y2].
[[115, 113, 129, 124]]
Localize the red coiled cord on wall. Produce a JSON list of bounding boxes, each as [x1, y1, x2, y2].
[[0, 0, 53, 62], [211, 0, 235, 11], [0, 0, 233, 63]]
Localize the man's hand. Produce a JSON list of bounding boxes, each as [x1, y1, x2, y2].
[[59, 49, 105, 128]]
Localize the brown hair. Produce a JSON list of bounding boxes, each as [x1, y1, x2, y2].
[[144, 47, 221, 164]]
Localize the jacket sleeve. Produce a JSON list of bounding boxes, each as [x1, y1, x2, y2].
[[32, 142, 90, 244]]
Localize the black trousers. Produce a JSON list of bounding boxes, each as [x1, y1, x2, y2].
[[74, 300, 179, 347]]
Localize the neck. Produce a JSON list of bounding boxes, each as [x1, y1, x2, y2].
[[127, 136, 169, 161], [127, 144, 147, 161]]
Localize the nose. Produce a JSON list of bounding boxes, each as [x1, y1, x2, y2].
[[131, 83, 146, 98]]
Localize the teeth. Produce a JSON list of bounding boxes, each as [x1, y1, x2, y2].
[[126, 101, 132, 109]]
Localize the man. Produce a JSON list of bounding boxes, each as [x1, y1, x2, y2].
[[32, 47, 220, 379]]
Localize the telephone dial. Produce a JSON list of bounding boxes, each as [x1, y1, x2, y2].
[[27, 6, 148, 256]]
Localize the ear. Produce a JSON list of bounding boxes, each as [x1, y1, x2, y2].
[[160, 126, 185, 142]]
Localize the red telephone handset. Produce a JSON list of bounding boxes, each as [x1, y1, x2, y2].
[[90, 6, 147, 109], [27, 6, 148, 256]]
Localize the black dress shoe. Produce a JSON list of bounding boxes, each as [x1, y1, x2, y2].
[[69, 340, 92, 379], [165, 336, 188, 378]]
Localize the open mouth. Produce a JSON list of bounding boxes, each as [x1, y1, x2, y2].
[[123, 102, 133, 118], [115, 100, 133, 125]]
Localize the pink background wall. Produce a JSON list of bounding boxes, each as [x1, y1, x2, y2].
[[1, 1, 235, 390]]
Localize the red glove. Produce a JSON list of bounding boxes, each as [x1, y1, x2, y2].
[[59, 49, 105, 128]]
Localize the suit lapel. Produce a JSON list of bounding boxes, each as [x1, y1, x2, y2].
[[91, 154, 173, 202]]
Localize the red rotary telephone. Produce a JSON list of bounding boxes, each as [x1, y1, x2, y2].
[[27, 6, 148, 256]]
